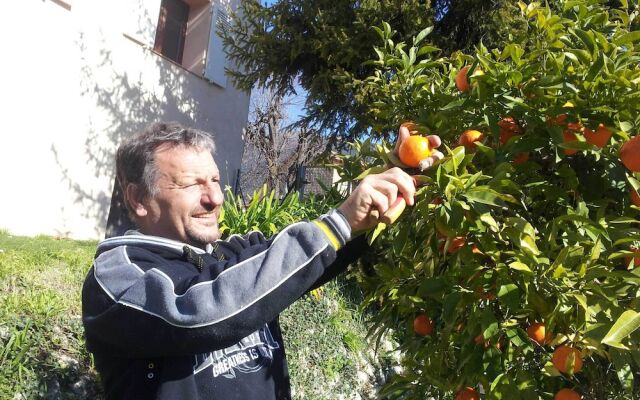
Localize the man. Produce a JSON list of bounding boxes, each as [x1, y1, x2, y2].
[[82, 121, 441, 399]]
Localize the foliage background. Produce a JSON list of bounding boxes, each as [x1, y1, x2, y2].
[[223, 0, 527, 147], [336, 0, 640, 398]]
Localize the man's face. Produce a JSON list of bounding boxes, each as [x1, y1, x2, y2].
[[137, 144, 224, 247]]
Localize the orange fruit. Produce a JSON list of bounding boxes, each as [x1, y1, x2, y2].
[[625, 247, 640, 268], [498, 117, 523, 145], [584, 124, 612, 148], [547, 114, 568, 126], [413, 314, 434, 336], [456, 66, 471, 92], [475, 335, 491, 348], [631, 189, 640, 207], [555, 388, 581, 400], [436, 235, 465, 254], [512, 152, 529, 165], [563, 131, 579, 155], [471, 244, 483, 255], [459, 130, 484, 151], [480, 291, 496, 301], [552, 345, 583, 374], [498, 116, 523, 132], [500, 129, 517, 145], [620, 136, 640, 172], [566, 121, 583, 132], [398, 135, 432, 168], [527, 322, 547, 345], [448, 236, 466, 254], [455, 387, 480, 400]]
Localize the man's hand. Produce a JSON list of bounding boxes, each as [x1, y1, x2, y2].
[[337, 125, 443, 232], [338, 167, 416, 232], [396, 124, 444, 170]]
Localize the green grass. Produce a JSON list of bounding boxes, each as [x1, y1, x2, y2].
[[0, 230, 101, 399], [0, 229, 391, 399], [280, 276, 387, 399]]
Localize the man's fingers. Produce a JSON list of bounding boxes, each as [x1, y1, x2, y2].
[[430, 150, 445, 163], [418, 150, 445, 171], [395, 125, 411, 153], [427, 135, 442, 149], [368, 189, 391, 217], [379, 167, 415, 206], [362, 167, 415, 211]]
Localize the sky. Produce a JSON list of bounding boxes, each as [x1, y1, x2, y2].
[[253, 0, 307, 123]]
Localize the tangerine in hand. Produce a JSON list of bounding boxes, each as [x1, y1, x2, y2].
[[398, 135, 432, 168]]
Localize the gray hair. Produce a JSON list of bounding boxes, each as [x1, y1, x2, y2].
[[116, 122, 216, 209]]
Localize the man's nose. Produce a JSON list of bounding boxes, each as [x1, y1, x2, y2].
[[202, 182, 223, 207]]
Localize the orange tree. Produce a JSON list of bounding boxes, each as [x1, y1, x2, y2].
[[337, 1, 640, 398]]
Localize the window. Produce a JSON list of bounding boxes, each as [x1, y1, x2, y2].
[[154, 0, 190, 64], [152, 0, 231, 88]]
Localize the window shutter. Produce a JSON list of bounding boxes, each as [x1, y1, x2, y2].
[[203, 2, 231, 88]]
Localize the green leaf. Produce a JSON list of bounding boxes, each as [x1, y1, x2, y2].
[[498, 284, 520, 310], [382, 21, 391, 39], [416, 45, 440, 56], [413, 26, 433, 46], [440, 99, 466, 111], [585, 52, 606, 82], [567, 48, 592, 64], [627, 176, 640, 192], [504, 218, 540, 255], [480, 310, 500, 338], [610, 349, 634, 394], [602, 310, 640, 349], [418, 277, 447, 298], [355, 166, 387, 180], [464, 187, 518, 207], [573, 28, 596, 54], [448, 146, 467, 173], [572, 294, 592, 317], [372, 26, 384, 40], [620, 121, 634, 133], [442, 291, 462, 325], [614, 31, 640, 46], [368, 222, 387, 245], [480, 213, 499, 232], [386, 150, 409, 168], [509, 261, 533, 274]]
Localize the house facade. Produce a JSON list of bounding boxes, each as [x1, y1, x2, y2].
[[0, 0, 249, 239]]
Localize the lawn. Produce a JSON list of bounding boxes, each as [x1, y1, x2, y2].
[[0, 230, 101, 399]]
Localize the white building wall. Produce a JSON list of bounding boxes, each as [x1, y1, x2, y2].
[[0, 0, 249, 239]]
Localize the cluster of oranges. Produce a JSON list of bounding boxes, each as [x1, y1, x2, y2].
[[399, 123, 598, 400], [398, 75, 640, 267], [527, 323, 583, 399], [414, 317, 583, 398], [394, 64, 640, 399]]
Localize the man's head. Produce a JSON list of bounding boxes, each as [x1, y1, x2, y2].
[[117, 122, 223, 247]]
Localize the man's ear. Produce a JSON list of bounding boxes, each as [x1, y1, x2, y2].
[[125, 183, 148, 217]]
